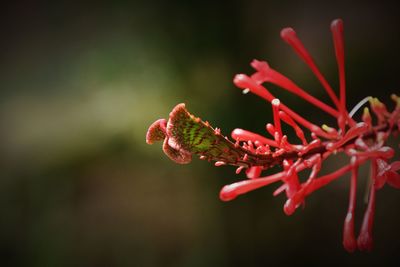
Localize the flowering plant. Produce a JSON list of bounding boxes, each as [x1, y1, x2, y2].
[[146, 19, 399, 252]]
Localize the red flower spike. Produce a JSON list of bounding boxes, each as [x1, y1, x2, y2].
[[281, 27, 341, 111], [219, 172, 285, 201], [250, 60, 339, 118], [326, 122, 369, 151], [305, 157, 370, 196], [343, 157, 358, 252], [266, 123, 276, 138], [273, 159, 301, 198], [231, 128, 278, 147], [272, 99, 282, 141], [331, 19, 347, 126], [282, 155, 321, 215], [234, 73, 333, 139], [281, 24, 355, 130], [357, 161, 377, 251], [279, 111, 308, 145], [233, 74, 274, 101], [146, 19, 400, 252]]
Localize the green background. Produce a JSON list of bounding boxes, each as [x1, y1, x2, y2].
[[1, 0, 399, 266]]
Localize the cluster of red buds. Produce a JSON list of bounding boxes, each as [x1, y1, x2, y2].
[[146, 19, 399, 252]]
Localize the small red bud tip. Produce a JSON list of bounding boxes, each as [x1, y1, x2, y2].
[[271, 98, 280, 106], [331, 19, 343, 31], [331, 19, 345, 61], [357, 179, 376, 251], [343, 213, 357, 253], [283, 199, 296, 215], [231, 128, 248, 140], [220, 185, 238, 201], [357, 232, 373, 252], [250, 59, 270, 72], [235, 166, 245, 174], [233, 74, 255, 89], [273, 183, 287, 196], [272, 99, 282, 137], [280, 27, 297, 43], [280, 27, 312, 69], [215, 161, 226, 167], [266, 123, 276, 137]]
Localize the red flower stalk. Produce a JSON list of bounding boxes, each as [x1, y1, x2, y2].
[[146, 19, 400, 252]]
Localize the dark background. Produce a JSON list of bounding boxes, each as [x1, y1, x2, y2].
[[1, 0, 399, 266]]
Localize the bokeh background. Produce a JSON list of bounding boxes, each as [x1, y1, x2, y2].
[[1, 0, 400, 266]]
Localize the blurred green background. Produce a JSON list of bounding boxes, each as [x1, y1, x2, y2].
[[1, 1, 399, 266]]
